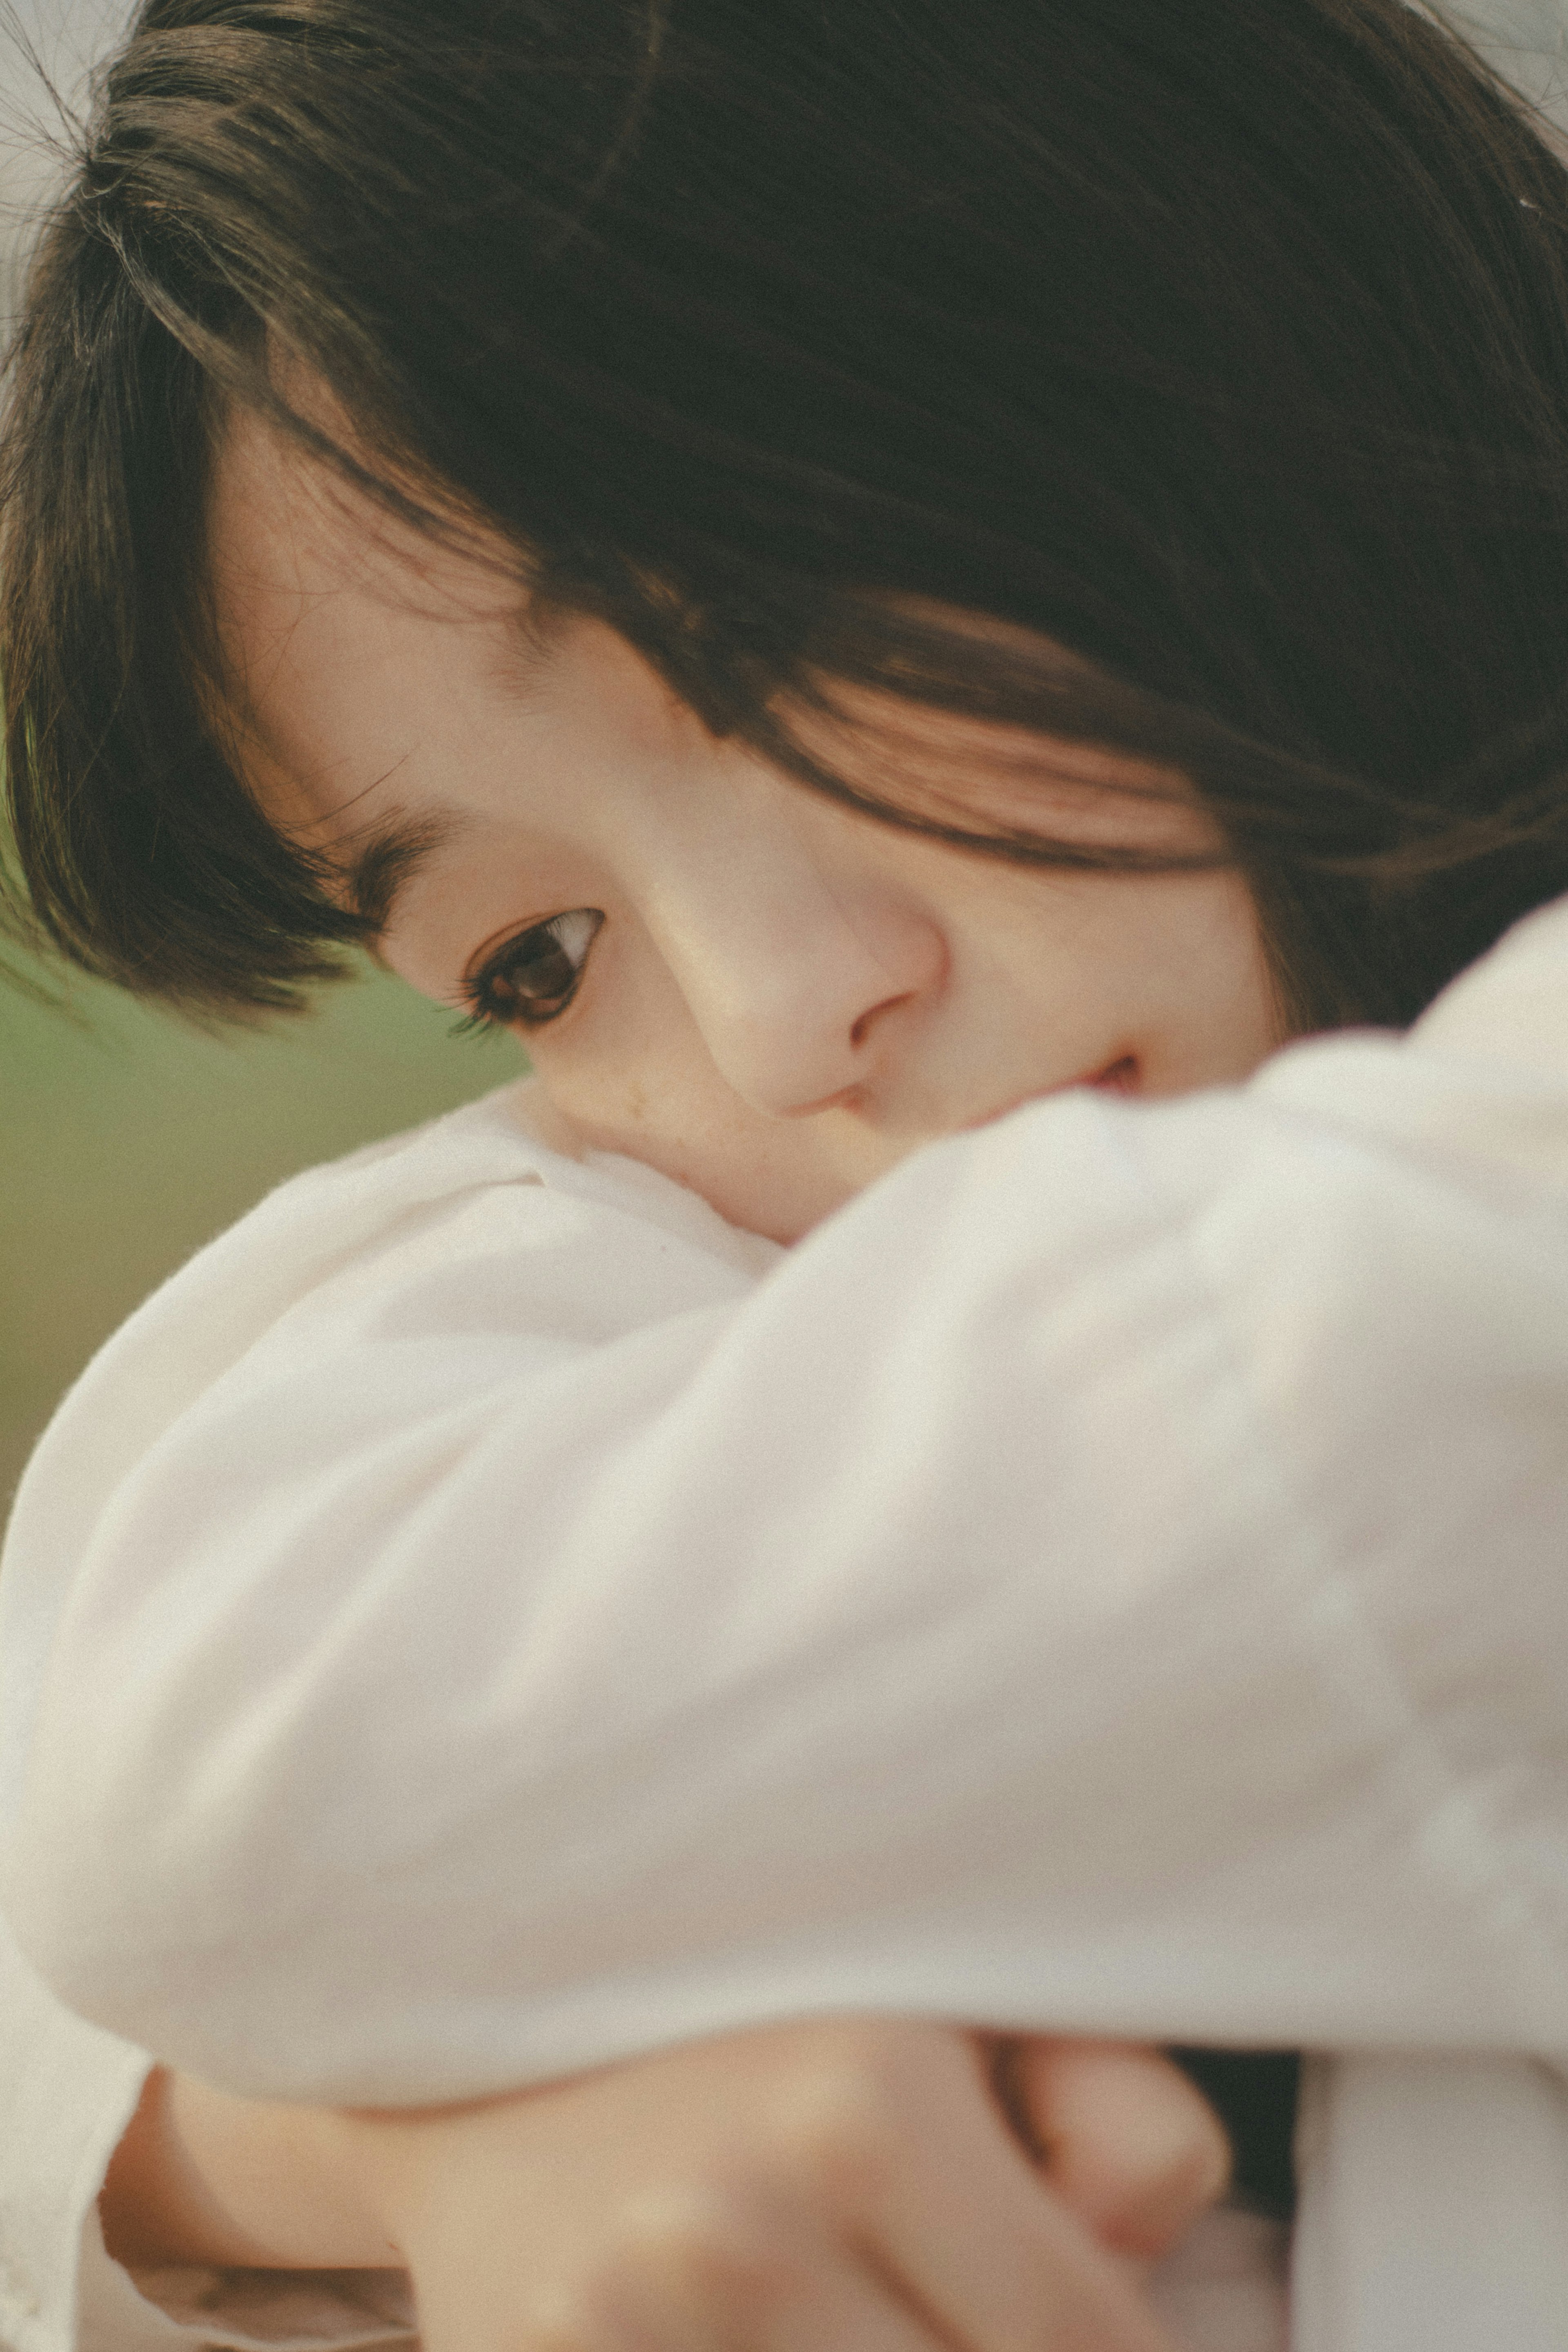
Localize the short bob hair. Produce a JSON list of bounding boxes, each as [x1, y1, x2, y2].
[[4, 0, 1568, 1030]]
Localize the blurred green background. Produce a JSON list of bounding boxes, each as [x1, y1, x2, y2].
[[1, 953, 524, 1515]]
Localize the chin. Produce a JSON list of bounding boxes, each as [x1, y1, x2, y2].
[[704, 1169, 861, 1246], [691, 1139, 903, 1245]]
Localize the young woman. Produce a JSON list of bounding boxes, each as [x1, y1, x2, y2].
[[2, 1, 1568, 2348]]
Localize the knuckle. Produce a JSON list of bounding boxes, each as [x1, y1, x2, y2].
[[771, 2056, 909, 2209], [506, 2287, 605, 2352], [613, 2186, 806, 2334]]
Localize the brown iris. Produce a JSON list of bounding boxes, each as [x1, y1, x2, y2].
[[463, 909, 604, 1030]]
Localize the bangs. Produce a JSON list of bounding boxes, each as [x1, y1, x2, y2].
[[6, 0, 1568, 1031]]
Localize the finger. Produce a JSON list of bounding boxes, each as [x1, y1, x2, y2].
[[884, 2151, 1179, 2352], [1009, 2040, 1232, 2261], [813, 2032, 1180, 2352], [595, 2189, 959, 2352]]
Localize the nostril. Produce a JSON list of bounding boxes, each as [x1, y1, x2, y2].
[[849, 991, 914, 1050], [789, 1083, 865, 1119]]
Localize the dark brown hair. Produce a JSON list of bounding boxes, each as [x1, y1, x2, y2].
[[4, 0, 1568, 1029]]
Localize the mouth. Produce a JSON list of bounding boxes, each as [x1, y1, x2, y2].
[[966, 1054, 1140, 1132]]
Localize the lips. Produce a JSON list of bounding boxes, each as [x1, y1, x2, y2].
[[966, 1054, 1140, 1132]]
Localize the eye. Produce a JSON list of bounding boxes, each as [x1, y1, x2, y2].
[[458, 908, 604, 1032]]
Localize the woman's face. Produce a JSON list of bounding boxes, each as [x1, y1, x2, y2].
[[212, 410, 1282, 1242]]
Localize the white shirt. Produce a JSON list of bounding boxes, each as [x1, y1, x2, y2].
[[1, 10, 1565, 2346], [3, 891, 1568, 2351], [0, 1908, 412, 2352]]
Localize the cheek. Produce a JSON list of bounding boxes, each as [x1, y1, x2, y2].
[[1115, 872, 1280, 1078], [963, 868, 1276, 1075], [521, 934, 878, 1223], [524, 943, 707, 1128]]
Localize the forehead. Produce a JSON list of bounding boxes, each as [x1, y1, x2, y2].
[[204, 406, 1219, 878], [205, 404, 531, 834], [208, 404, 525, 655]]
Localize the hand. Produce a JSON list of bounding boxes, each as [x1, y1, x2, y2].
[[105, 2021, 1229, 2352], [984, 2033, 1233, 2262]]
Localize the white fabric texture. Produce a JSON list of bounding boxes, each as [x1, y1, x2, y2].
[[5, 894, 1568, 2091], [1292, 2053, 1568, 2351], [2, 891, 1568, 2352], [0, 9, 1564, 2348], [0, 1909, 412, 2352]]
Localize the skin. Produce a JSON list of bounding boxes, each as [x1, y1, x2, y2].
[[98, 402, 1277, 2346], [105, 2024, 1230, 2352], [209, 408, 1283, 1244]]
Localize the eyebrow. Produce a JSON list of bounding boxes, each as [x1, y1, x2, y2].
[[336, 811, 465, 940]]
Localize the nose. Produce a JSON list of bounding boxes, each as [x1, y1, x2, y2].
[[639, 793, 946, 1119]]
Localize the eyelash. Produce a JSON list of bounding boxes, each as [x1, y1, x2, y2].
[[453, 908, 605, 1036]]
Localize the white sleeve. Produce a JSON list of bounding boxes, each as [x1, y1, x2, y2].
[[0, 1912, 412, 2352], [1, 903, 1566, 2105]]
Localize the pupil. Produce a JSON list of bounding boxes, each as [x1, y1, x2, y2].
[[498, 928, 576, 1008]]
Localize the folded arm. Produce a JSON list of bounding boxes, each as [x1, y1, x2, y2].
[[4, 905, 1567, 2101]]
